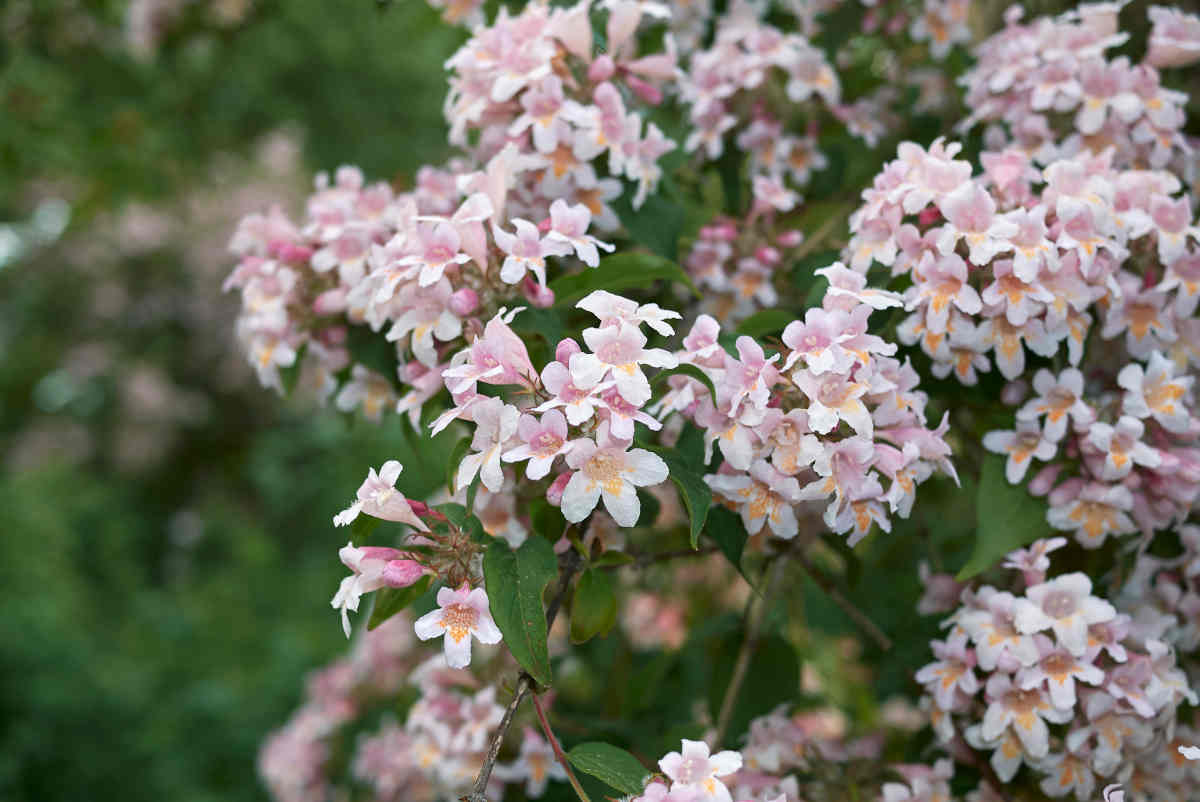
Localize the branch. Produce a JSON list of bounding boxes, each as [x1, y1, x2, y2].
[[462, 548, 582, 802], [711, 556, 785, 750], [598, 545, 721, 571], [531, 691, 592, 802], [793, 550, 892, 652]]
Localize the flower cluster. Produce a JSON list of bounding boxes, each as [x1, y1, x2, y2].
[[677, 0, 844, 192], [960, 4, 1193, 175], [848, 136, 1200, 387], [224, 159, 614, 418], [684, 219, 805, 323], [660, 261, 955, 545], [985, 352, 1199, 548], [444, 0, 677, 214], [915, 539, 1198, 800], [437, 291, 675, 527]]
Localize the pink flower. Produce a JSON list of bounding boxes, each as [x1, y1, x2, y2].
[[980, 673, 1070, 759], [1086, 415, 1162, 480], [502, 410, 574, 480], [658, 739, 742, 802], [959, 588, 1041, 670], [494, 727, 567, 798], [545, 199, 614, 267], [1148, 194, 1199, 265], [906, 252, 982, 334], [456, 398, 521, 494], [442, 311, 538, 394], [1015, 634, 1104, 709], [935, 182, 1017, 265], [915, 632, 979, 710], [1016, 368, 1093, 442], [707, 460, 802, 539], [561, 427, 668, 526], [1118, 351, 1193, 432], [1012, 572, 1116, 656], [577, 290, 681, 336], [331, 542, 426, 637], [493, 218, 570, 286], [398, 222, 471, 287], [384, 279, 462, 367], [721, 336, 779, 415], [413, 584, 503, 669], [333, 460, 430, 531], [982, 420, 1058, 484], [571, 322, 677, 406], [793, 370, 872, 437], [1147, 6, 1200, 68], [781, 307, 857, 375]]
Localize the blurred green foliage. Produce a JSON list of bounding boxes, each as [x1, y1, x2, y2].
[[0, 1, 464, 800]]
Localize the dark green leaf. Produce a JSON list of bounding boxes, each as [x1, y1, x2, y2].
[[348, 513, 381, 543], [482, 536, 558, 686], [566, 743, 651, 796], [706, 505, 748, 577], [570, 568, 618, 644], [367, 575, 431, 630], [648, 446, 712, 548], [613, 184, 686, 261], [636, 487, 662, 527], [650, 363, 717, 404], [344, 324, 401, 388], [510, 305, 565, 349], [956, 454, 1051, 580], [735, 309, 796, 339], [550, 252, 699, 308]]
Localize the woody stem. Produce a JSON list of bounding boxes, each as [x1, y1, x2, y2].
[[531, 691, 592, 802]]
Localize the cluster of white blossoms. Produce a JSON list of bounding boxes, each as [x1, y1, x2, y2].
[[915, 539, 1198, 801]]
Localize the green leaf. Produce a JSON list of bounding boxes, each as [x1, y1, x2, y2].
[[344, 324, 400, 388], [613, 184, 686, 260], [570, 568, 618, 644], [550, 252, 699, 309], [446, 436, 471, 495], [510, 305, 565, 349], [650, 363, 717, 403], [566, 743, 651, 796], [706, 505, 748, 576], [648, 446, 712, 548], [956, 454, 1051, 580], [591, 551, 635, 568], [367, 575, 432, 630], [482, 536, 558, 686], [735, 308, 796, 339], [348, 513, 381, 543]]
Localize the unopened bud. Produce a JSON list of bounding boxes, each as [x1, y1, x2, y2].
[[546, 471, 572, 506], [449, 287, 479, 316], [382, 559, 426, 588], [555, 337, 582, 364], [588, 55, 616, 82], [523, 276, 555, 308], [625, 75, 663, 105]]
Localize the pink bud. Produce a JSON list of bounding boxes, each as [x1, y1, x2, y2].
[[555, 338, 582, 364], [537, 217, 552, 233], [1028, 464, 1063, 496], [588, 55, 616, 82], [755, 246, 781, 265], [522, 275, 555, 308], [917, 207, 942, 227], [1000, 380, 1029, 406], [886, 12, 908, 36], [382, 559, 426, 588], [776, 229, 804, 247], [408, 499, 430, 516], [625, 75, 663, 106], [449, 287, 479, 316], [546, 471, 572, 506], [313, 287, 348, 316], [714, 222, 738, 241], [279, 243, 313, 264], [862, 10, 879, 31]]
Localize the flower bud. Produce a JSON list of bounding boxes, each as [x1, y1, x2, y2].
[[555, 337, 582, 364], [546, 471, 572, 506], [625, 75, 663, 106], [776, 229, 804, 247], [522, 275, 555, 308], [313, 288, 348, 316], [755, 246, 781, 265], [449, 287, 479, 316], [588, 54, 616, 82], [382, 559, 426, 588], [1001, 380, 1029, 406]]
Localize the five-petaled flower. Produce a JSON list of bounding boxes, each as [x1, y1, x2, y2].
[[413, 584, 503, 669]]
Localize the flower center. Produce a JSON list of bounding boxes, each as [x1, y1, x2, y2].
[[585, 451, 624, 483], [440, 603, 478, 643], [1042, 590, 1077, 619]]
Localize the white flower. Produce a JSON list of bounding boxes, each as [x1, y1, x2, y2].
[[1012, 573, 1116, 656], [658, 739, 742, 802], [413, 584, 503, 669], [332, 460, 429, 531], [561, 429, 668, 527], [457, 397, 521, 493], [570, 322, 677, 407]]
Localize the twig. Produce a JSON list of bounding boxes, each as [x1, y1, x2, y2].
[[531, 691, 592, 802], [598, 545, 721, 571], [462, 549, 582, 802], [793, 551, 892, 652], [712, 556, 785, 749]]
